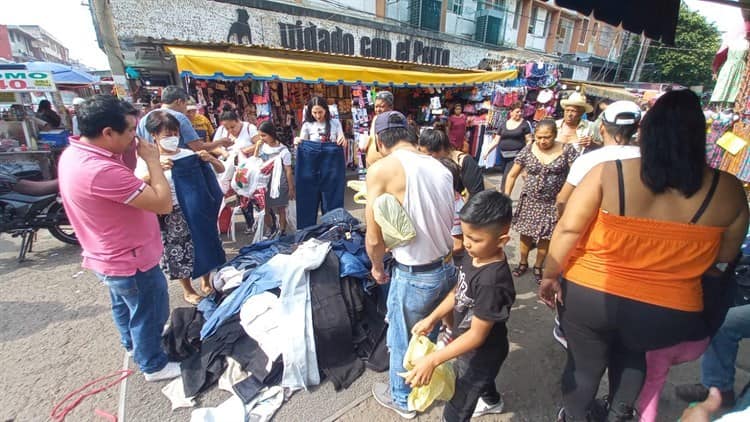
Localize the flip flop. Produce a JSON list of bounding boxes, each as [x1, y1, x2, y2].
[[512, 263, 529, 277]]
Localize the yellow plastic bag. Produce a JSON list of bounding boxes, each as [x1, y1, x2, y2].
[[373, 194, 416, 249], [402, 335, 455, 412]]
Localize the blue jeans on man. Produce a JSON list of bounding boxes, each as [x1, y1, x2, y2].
[[387, 263, 456, 410], [702, 303, 750, 394], [96, 265, 171, 374]]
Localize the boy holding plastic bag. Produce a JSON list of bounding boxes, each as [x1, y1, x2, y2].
[[406, 191, 516, 421]]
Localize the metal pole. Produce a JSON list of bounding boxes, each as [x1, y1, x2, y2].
[[614, 31, 630, 82], [629, 35, 645, 82], [634, 38, 651, 82]]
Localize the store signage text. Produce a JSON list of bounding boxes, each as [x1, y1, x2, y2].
[[0, 72, 55, 92], [278, 21, 451, 66]]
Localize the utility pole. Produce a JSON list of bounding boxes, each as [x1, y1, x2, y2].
[[635, 38, 651, 82], [614, 31, 630, 82], [629, 36, 651, 82]]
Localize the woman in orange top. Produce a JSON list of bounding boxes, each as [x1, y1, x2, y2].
[[539, 90, 749, 422]]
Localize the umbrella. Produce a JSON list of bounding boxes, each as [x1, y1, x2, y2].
[[23, 61, 98, 85]]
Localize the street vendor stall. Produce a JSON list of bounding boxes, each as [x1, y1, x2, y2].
[[0, 64, 62, 179], [168, 45, 518, 170]]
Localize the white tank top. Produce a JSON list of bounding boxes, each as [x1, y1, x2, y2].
[[390, 149, 454, 266]]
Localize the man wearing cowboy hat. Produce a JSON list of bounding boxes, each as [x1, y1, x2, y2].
[[556, 92, 598, 151]]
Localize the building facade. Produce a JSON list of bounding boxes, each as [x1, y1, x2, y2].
[[89, 0, 629, 88], [0, 25, 71, 64]]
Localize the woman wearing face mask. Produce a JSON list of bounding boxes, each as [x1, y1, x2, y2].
[[136, 111, 225, 305], [504, 119, 577, 283], [213, 107, 258, 163], [293, 96, 348, 229]]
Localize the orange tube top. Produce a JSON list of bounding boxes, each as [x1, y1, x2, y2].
[[564, 210, 725, 312]]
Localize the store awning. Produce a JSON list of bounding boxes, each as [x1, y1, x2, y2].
[[167, 46, 518, 88], [550, 0, 680, 45], [581, 84, 637, 101]]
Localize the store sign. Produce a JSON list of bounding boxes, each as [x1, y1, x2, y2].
[[277, 20, 451, 66], [0, 71, 55, 92]]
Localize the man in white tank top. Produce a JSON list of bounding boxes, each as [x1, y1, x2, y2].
[[365, 111, 456, 419]]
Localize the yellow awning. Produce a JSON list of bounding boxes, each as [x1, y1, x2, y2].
[[167, 46, 518, 87]]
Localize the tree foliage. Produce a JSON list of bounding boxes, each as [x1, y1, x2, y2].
[[619, 3, 721, 88]]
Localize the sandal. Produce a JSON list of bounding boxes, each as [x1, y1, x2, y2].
[[533, 267, 544, 285], [512, 263, 529, 277]]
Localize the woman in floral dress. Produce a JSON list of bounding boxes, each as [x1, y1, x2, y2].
[[504, 119, 578, 283]]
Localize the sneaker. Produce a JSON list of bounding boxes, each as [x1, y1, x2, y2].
[[675, 384, 735, 408], [557, 407, 566, 422], [372, 382, 416, 419], [144, 361, 181, 382], [126, 349, 133, 358], [553, 326, 568, 349], [437, 327, 454, 349], [473, 396, 504, 417]]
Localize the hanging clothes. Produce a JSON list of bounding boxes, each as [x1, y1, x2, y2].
[[711, 39, 749, 104]]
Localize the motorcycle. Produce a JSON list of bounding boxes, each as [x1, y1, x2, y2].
[[0, 172, 78, 262]]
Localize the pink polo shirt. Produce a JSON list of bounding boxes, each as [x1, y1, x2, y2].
[[58, 137, 163, 276]]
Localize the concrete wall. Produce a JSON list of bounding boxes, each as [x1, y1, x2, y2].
[[108, 0, 494, 68]]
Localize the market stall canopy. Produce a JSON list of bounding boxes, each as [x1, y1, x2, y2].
[[581, 83, 637, 101], [550, 0, 680, 45], [23, 62, 98, 86], [166, 46, 518, 88]]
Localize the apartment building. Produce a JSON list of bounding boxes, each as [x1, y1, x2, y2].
[[0, 25, 71, 64]]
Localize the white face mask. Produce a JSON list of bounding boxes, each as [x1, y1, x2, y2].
[[159, 136, 179, 152]]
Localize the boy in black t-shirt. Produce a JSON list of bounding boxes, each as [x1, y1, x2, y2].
[[405, 190, 516, 421]]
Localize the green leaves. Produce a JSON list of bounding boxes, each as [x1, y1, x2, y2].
[[620, 3, 722, 88]]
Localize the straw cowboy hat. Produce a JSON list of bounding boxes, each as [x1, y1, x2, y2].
[[561, 92, 594, 113]]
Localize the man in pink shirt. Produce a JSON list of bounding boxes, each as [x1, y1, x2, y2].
[[58, 95, 179, 382]]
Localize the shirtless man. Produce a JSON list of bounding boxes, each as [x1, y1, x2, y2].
[[365, 111, 456, 419]]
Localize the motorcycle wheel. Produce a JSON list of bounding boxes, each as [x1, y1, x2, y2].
[[47, 202, 79, 246]]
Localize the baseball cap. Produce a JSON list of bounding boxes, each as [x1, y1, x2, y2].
[[375, 111, 407, 134], [602, 101, 641, 126]]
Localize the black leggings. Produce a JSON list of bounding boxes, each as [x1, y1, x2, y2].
[[559, 280, 706, 421]]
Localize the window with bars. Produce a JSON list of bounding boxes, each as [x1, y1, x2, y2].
[[512, 0, 522, 29], [448, 0, 463, 14], [579, 19, 589, 44]]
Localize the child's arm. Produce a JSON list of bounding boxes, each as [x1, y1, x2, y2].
[[412, 289, 456, 337], [285, 165, 295, 200], [404, 315, 494, 388]]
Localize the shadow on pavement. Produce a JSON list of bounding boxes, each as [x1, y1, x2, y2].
[[0, 301, 107, 342]]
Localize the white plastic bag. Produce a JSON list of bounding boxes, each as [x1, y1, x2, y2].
[[286, 200, 297, 233], [217, 154, 236, 194]]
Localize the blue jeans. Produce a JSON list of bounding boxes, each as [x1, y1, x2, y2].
[[295, 141, 345, 229], [702, 304, 750, 391], [387, 264, 456, 409], [95, 265, 170, 374]]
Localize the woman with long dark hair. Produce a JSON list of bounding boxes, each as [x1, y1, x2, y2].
[[540, 90, 749, 421], [294, 96, 347, 228]]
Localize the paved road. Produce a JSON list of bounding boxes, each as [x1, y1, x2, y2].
[[1, 174, 748, 421]]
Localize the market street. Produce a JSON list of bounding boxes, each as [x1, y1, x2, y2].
[[2, 174, 748, 422]]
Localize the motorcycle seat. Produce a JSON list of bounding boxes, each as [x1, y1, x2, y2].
[[13, 179, 59, 196]]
